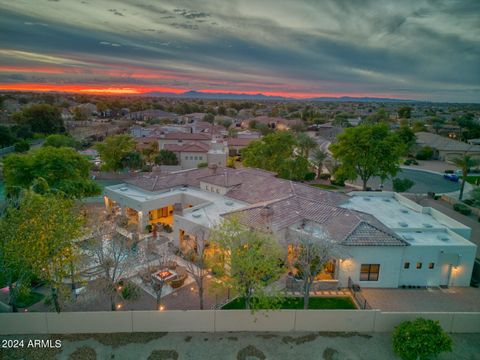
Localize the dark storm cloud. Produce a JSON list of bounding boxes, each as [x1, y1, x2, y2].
[[0, 0, 478, 101]]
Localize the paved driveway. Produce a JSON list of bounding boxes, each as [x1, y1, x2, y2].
[[351, 168, 461, 193], [362, 287, 480, 312]]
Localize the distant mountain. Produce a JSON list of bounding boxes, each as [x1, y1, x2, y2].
[[308, 96, 415, 103], [143, 90, 288, 101], [142, 90, 414, 102]]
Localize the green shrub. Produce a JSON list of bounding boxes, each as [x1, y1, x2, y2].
[[393, 178, 415, 192], [392, 318, 452, 360], [463, 199, 474, 206], [304, 172, 316, 181], [330, 177, 345, 186], [14, 140, 30, 153], [415, 146, 434, 160], [319, 173, 331, 180], [197, 162, 208, 168], [163, 224, 173, 233], [120, 282, 141, 301], [453, 203, 471, 215]]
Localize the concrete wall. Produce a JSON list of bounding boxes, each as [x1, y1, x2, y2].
[[3, 311, 479, 335]]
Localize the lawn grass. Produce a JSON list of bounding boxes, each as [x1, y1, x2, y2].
[[222, 296, 356, 310], [310, 184, 339, 190], [16, 291, 45, 308]]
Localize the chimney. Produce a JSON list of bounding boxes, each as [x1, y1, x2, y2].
[[260, 205, 274, 229], [208, 163, 218, 175]]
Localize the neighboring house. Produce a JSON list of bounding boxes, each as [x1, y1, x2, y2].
[[240, 116, 302, 131], [416, 132, 480, 162], [179, 113, 207, 123], [105, 167, 476, 288], [165, 140, 227, 170], [126, 109, 178, 122], [158, 132, 212, 149], [226, 137, 256, 156]]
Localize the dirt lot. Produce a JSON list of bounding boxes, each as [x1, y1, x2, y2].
[[1, 332, 479, 360]]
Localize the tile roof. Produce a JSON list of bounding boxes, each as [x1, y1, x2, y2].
[[416, 132, 480, 152], [342, 221, 408, 246], [163, 132, 212, 141], [165, 141, 210, 153]]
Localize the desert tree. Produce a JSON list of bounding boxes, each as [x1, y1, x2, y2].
[[184, 228, 210, 309], [290, 228, 343, 309], [209, 218, 284, 310], [84, 212, 137, 311]]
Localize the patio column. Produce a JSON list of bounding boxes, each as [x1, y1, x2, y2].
[[138, 210, 148, 233]]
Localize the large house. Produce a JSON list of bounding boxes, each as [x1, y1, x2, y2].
[[165, 140, 228, 169], [416, 132, 480, 162], [104, 167, 476, 289]]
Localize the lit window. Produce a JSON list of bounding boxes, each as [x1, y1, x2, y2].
[[360, 264, 380, 281], [428, 263, 434, 269], [416, 262, 422, 269], [404, 262, 410, 269]]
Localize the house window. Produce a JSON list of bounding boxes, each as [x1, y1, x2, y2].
[[404, 262, 410, 269], [360, 264, 380, 281], [185, 156, 188, 160], [416, 262, 422, 269], [428, 263, 435, 269], [199, 156, 203, 160]]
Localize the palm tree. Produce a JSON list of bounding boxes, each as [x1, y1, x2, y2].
[[312, 149, 327, 179], [452, 154, 479, 200], [297, 133, 317, 158]]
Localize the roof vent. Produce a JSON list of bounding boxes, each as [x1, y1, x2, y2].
[[225, 200, 234, 206], [179, 187, 187, 192], [423, 223, 433, 228], [403, 235, 414, 241], [398, 222, 409, 228], [382, 198, 391, 202], [363, 197, 371, 201], [401, 209, 409, 214], [192, 213, 202, 218], [437, 234, 449, 242], [120, 187, 128, 191]]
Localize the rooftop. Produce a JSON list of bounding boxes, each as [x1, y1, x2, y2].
[[342, 192, 473, 246]]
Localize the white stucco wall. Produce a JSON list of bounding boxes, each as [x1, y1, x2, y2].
[[337, 247, 404, 288]]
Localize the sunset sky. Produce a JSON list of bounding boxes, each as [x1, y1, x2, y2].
[[0, 0, 479, 102]]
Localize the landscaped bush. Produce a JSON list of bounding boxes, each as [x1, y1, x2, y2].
[[197, 162, 208, 168], [453, 203, 471, 215], [330, 178, 345, 186], [14, 140, 30, 153], [415, 146, 434, 160], [403, 159, 418, 166], [120, 281, 141, 301], [444, 169, 454, 174], [319, 173, 331, 180], [163, 224, 173, 233], [392, 318, 452, 360], [145, 224, 152, 233], [463, 199, 474, 206], [303, 172, 316, 181]]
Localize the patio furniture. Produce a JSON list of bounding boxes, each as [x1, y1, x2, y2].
[[170, 273, 187, 288]]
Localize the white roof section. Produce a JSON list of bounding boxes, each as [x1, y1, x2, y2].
[[105, 183, 246, 228], [342, 192, 474, 247]]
